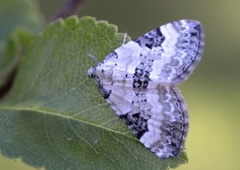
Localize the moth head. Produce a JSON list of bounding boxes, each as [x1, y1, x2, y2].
[[88, 62, 113, 82], [88, 66, 97, 79], [87, 63, 105, 80]]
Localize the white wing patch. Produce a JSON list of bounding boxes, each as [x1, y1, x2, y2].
[[88, 20, 204, 158]]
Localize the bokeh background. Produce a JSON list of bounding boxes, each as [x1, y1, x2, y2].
[[1, 0, 240, 169]]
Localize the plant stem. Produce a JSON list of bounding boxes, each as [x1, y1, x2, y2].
[[51, 0, 84, 21]]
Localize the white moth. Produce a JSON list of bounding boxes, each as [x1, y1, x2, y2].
[[88, 20, 204, 158]]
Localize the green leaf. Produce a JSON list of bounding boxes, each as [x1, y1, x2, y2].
[[0, 16, 187, 170], [0, 29, 35, 89], [0, 0, 43, 44], [0, 0, 44, 88]]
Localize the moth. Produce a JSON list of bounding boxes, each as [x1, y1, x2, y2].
[[88, 20, 204, 158]]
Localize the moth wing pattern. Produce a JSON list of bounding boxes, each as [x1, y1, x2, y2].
[[88, 19, 204, 158]]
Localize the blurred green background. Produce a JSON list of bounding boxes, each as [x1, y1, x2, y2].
[[1, 0, 240, 169]]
